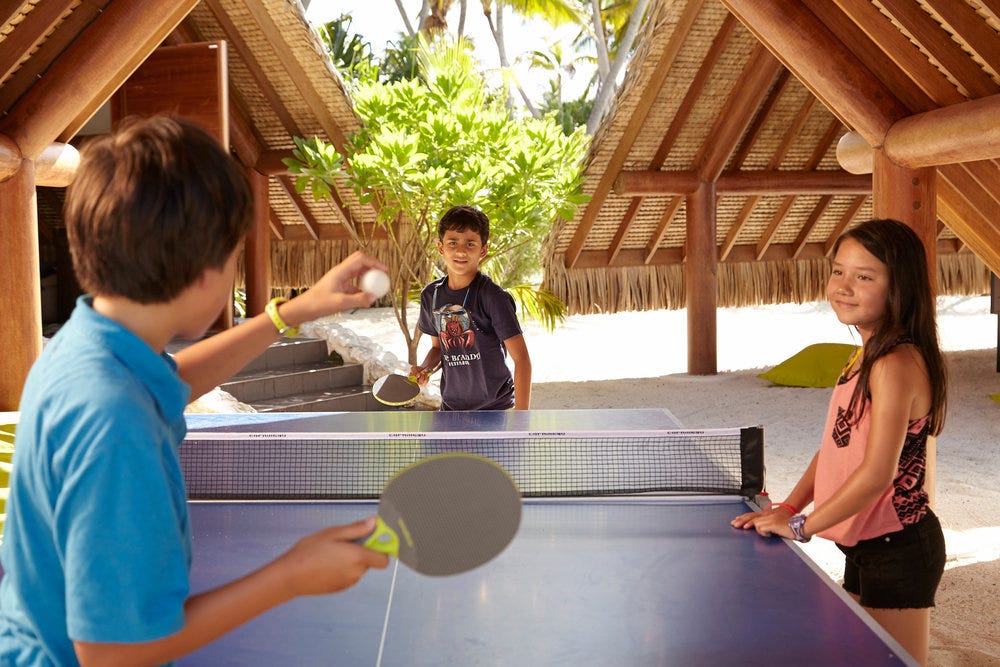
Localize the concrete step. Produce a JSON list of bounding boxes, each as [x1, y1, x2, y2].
[[249, 386, 385, 413], [221, 363, 365, 404], [239, 337, 330, 373]]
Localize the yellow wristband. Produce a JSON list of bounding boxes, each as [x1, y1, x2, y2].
[[265, 297, 299, 338]]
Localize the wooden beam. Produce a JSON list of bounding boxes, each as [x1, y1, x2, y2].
[[614, 171, 699, 196], [937, 170, 1000, 276], [615, 170, 871, 196], [721, 0, 907, 146], [685, 181, 717, 375], [268, 209, 285, 241], [245, 169, 271, 316], [695, 44, 783, 181], [0, 1, 106, 113], [729, 71, 793, 168], [837, 95, 1000, 171], [885, 94, 1000, 167], [823, 195, 868, 255], [791, 195, 834, 258], [618, 16, 737, 262], [0, 0, 76, 85], [755, 197, 796, 260], [607, 198, 643, 264], [0, 161, 41, 410], [830, 0, 963, 104], [255, 149, 296, 175], [222, 0, 350, 150], [922, 0, 1000, 75], [643, 198, 683, 264], [276, 176, 321, 241], [878, 0, 998, 99], [0, 0, 199, 159], [565, 0, 706, 268]]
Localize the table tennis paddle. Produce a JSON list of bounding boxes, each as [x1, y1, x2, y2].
[[371, 373, 421, 406], [357, 453, 521, 576]]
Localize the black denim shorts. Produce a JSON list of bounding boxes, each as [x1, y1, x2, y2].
[[836, 510, 945, 609]]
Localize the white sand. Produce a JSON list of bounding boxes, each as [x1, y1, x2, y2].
[[329, 295, 1000, 666]]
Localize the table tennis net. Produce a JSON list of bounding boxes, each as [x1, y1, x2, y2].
[[181, 426, 763, 500]]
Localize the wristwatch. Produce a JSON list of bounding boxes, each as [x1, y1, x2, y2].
[[788, 513, 811, 543]]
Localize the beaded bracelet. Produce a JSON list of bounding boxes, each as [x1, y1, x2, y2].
[[765, 502, 799, 514]]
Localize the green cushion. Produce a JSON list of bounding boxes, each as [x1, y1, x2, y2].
[[757, 343, 858, 388], [990, 392, 1000, 404]]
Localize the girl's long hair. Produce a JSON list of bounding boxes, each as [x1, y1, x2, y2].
[[833, 219, 948, 435]]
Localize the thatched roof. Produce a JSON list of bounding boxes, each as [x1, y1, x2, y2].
[[2, 0, 379, 291], [542, 0, 997, 314]]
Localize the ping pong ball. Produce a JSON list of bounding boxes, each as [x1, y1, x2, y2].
[[361, 269, 391, 299]]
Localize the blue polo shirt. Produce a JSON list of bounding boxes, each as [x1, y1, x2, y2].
[[0, 296, 191, 666]]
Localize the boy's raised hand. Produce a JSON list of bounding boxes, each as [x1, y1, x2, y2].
[[283, 251, 389, 326], [277, 517, 390, 597]]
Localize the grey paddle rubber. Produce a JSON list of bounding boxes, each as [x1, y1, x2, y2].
[[364, 453, 521, 576], [372, 373, 421, 406]]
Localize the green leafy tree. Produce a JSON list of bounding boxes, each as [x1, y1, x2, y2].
[[286, 38, 589, 363]]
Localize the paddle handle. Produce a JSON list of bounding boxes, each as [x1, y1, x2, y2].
[[354, 516, 399, 556]]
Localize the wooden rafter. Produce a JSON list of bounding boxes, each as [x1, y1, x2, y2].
[[221, 0, 349, 150], [804, 0, 934, 114], [0, 1, 107, 111], [564, 0, 706, 268], [922, 0, 1000, 73], [722, 0, 907, 145], [643, 198, 683, 264], [718, 87, 816, 261], [823, 196, 868, 255], [268, 209, 285, 240], [719, 69, 794, 261], [694, 43, 783, 181], [276, 176, 321, 240], [614, 12, 738, 263], [197, 0, 359, 229], [791, 195, 833, 258], [878, 0, 998, 98], [729, 70, 792, 167], [1, 0, 200, 159], [0, 1, 76, 85], [616, 169, 870, 196], [830, 0, 959, 104], [753, 112, 840, 260]]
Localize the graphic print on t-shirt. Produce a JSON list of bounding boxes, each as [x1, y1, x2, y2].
[[436, 304, 475, 351]]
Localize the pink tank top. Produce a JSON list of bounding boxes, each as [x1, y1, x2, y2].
[[814, 372, 931, 547]]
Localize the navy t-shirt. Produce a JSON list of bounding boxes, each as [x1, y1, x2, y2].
[[418, 273, 522, 411]]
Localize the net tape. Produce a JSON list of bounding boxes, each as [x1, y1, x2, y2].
[[181, 427, 764, 499]]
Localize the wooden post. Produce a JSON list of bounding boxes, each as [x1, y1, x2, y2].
[[0, 161, 42, 410], [244, 169, 271, 317], [686, 181, 717, 375], [871, 150, 937, 291]]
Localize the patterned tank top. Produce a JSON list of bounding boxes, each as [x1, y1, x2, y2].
[[813, 369, 932, 547]]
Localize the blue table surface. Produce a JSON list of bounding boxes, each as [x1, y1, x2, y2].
[[180, 496, 915, 666]]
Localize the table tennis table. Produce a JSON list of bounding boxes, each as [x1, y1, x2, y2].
[[178, 409, 917, 666]]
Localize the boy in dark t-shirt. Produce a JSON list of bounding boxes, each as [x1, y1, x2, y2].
[[412, 206, 531, 410]]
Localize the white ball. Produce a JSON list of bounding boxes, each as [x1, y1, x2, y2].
[[360, 268, 391, 299]]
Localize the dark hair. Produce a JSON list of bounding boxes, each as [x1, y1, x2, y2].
[[832, 218, 948, 435], [438, 205, 490, 245], [65, 116, 253, 304]]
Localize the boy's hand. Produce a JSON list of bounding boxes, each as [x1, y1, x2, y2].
[[278, 517, 389, 597], [284, 251, 389, 325], [410, 366, 430, 387]]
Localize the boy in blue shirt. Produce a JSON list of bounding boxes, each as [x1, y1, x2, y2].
[[411, 206, 531, 410], [0, 116, 389, 666]]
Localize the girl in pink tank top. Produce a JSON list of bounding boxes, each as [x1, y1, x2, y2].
[[731, 219, 948, 665]]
